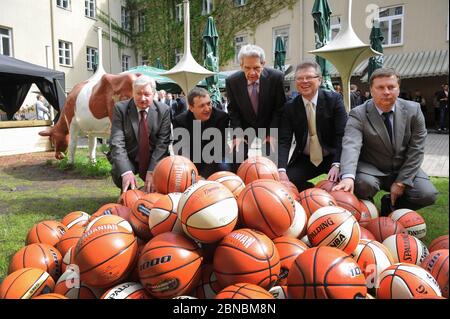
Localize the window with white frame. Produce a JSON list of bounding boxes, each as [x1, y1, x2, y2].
[[0, 27, 12, 57], [56, 0, 70, 10], [234, 0, 247, 7], [121, 6, 130, 31], [86, 47, 97, 70], [202, 0, 213, 15], [122, 55, 130, 72], [138, 11, 146, 32], [58, 40, 72, 66], [175, 49, 183, 64], [85, 0, 96, 19], [234, 35, 248, 64], [379, 5, 404, 46], [273, 26, 290, 59], [330, 16, 341, 40], [175, 3, 183, 22]]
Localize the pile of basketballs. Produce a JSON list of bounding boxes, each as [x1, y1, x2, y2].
[[0, 155, 448, 299]]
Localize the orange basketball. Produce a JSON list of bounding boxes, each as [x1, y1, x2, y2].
[[213, 228, 280, 290], [359, 226, 376, 240], [61, 211, 90, 229], [101, 282, 151, 299], [329, 190, 362, 221], [420, 249, 449, 298], [273, 236, 308, 286], [215, 283, 274, 299], [287, 246, 367, 299], [0, 268, 55, 299], [315, 179, 338, 193], [283, 201, 308, 239], [148, 193, 183, 237], [389, 209, 427, 239], [55, 226, 86, 258], [358, 200, 379, 227], [138, 232, 203, 298], [429, 235, 449, 252], [281, 180, 301, 201], [178, 181, 238, 243], [130, 193, 163, 240], [364, 217, 407, 243], [118, 189, 145, 208], [32, 293, 68, 299], [307, 206, 360, 254], [377, 263, 442, 299], [61, 247, 74, 274], [26, 220, 68, 246], [298, 187, 337, 218], [8, 243, 62, 280], [152, 155, 199, 194], [54, 266, 105, 299], [193, 264, 221, 299], [86, 215, 133, 234], [91, 203, 132, 222], [207, 171, 245, 199], [237, 156, 280, 184], [74, 224, 138, 288], [237, 179, 295, 239], [382, 233, 429, 265]]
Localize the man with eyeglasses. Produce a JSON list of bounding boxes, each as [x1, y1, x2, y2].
[[278, 61, 348, 191], [226, 44, 286, 167]]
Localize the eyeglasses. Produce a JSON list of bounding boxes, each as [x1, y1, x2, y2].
[[295, 75, 320, 82]]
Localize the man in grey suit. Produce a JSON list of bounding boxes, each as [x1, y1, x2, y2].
[[108, 75, 171, 193], [333, 68, 437, 215]]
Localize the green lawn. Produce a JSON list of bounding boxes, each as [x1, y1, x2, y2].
[[0, 149, 448, 282]]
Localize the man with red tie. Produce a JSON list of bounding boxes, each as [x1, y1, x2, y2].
[[108, 75, 171, 193]]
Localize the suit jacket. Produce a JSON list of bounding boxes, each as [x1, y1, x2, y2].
[[340, 98, 427, 187], [225, 67, 286, 132], [108, 98, 171, 175], [278, 90, 348, 169], [172, 108, 230, 164]]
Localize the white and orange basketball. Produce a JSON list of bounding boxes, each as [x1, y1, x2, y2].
[[61, 211, 90, 229], [0, 268, 55, 299], [85, 215, 133, 234], [420, 249, 449, 298], [207, 171, 246, 199], [389, 209, 427, 239], [382, 233, 429, 265], [152, 155, 199, 194], [237, 156, 279, 184], [54, 266, 104, 299], [178, 181, 238, 243], [358, 200, 379, 227], [283, 201, 308, 239], [101, 282, 150, 299], [148, 193, 183, 236]]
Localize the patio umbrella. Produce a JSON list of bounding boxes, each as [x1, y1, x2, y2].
[[202, 16, 221, 108], [367, 19, 384, 83], [154, 58, 164, 69], [274, 36, 286, 72], [124, 65, 181, 93], [312, 0, 334, 91]]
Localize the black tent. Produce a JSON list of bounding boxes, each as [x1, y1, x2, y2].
[[0, 54, 66, 121]]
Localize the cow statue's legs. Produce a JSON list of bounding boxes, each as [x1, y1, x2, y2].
[[88, 135, 97, 164], [68, 121, 81, 164]]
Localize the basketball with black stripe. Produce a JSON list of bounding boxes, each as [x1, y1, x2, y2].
[[364, 217, 407, 243], [152, 155, 199, 194], [273, 236, 308, 285], [86, 215, 133, 234], [73, 224, 138, 288], [138, 232, 203, 299], [287, 246, 367, 299], [215, 283, 274, 299], [237, 179, 295, 239], [32, 293, 68, 299], [148, 193, 183, 237], [420, 249, 449, 298], [298, 188, 337, 218], [237, 156, 280, 184], [330, 190, 363, 221], [377, 263, 442, 299], [54, 265, 105, 299], [90, 203, 132, 222], [101, 282, 151, 299], [130, 193, 163, 240], [178, 181, 238, 243], [118, 189, 145, 208], [61, 211, 90, 229], [213, 228, 280, 290], [193, 264, 221, 299], [8, 243, 62, 281], [307, 206, 361, 254], [429, 234, 449, 252], [359, 226, 376, 240], [283, 201, 308, 239], [0, 268, 55, 299], [207, 171, 245, 199], [315, 179, 338, 193], [281, 180, 300, 201], [358, 200, 379, 227], [382, 233, 429, 265], [389, 209, 427, 239], [26, 220, 68, 247]]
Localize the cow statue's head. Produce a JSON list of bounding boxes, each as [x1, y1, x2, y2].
[[38, 128, 69, 159]]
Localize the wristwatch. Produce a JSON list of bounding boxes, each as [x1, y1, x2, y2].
[[331, 163, 340, 168]]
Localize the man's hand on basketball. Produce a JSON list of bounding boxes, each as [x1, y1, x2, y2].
[[122, 172, 137, 193], [327, 165, 340, 182], [144, 171, 155, 193], [390, 182, 405, 206], [332, 178, 354, 193], [279, 171, 289, 183]]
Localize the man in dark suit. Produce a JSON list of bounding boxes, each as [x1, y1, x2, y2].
[[108, 75, 171, 193], [172, 87, 231, 178], [333, 68, 437, 215], [225, 44, 286, 163], [436, 83, 448, 133], [278, 61, 348, 191]]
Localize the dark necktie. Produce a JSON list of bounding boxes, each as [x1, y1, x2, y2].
[[138, 110, 150, 181], [382, 111, 393, 143], [250, 82, 259, 114]]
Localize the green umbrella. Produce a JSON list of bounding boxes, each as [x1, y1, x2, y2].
[[367, 20, 384, 82], [125, 65, 181, 93], [312, 0, 334, 91], [154, 58, 164, 69], [274, 36, 286, 71], [202, 16, 221, 107]]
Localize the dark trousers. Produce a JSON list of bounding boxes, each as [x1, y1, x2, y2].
[[286, 154, 334, 192], [439, 105, 448, 130]]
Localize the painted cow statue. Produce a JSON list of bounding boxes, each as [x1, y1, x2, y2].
[[39, 72, 139, 163]]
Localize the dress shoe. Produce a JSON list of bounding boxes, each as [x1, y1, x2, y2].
[[380, 194, 395, 216]]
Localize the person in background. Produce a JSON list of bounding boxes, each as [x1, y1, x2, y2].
[[436, 83, 448, 133], [35, 94, 50, 120], [413, 89, 427, 121], [350, 84, 363, 109]]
